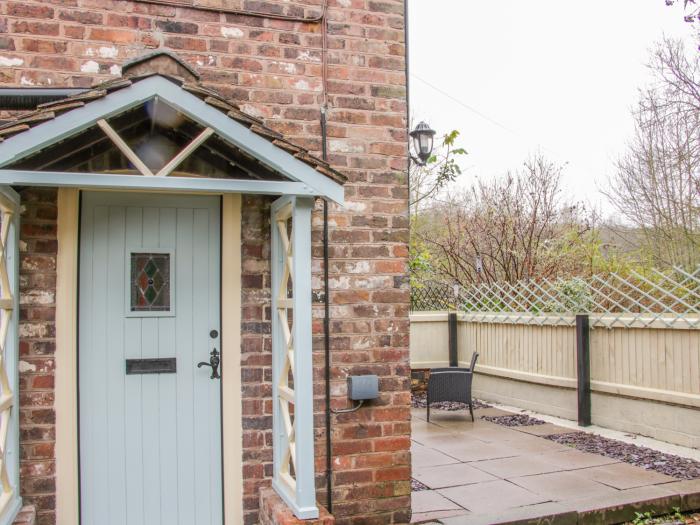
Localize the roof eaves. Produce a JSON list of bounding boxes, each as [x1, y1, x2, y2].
[[0, 71, 348, 187]]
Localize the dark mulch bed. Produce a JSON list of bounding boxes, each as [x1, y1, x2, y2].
[[411, 478, 430, 492], [411, 391, 491, 411], [482, 414, 546, 427], [544, 432, 700, 480]]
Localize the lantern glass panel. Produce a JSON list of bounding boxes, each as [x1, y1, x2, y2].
[[418, 132, 433, 157]]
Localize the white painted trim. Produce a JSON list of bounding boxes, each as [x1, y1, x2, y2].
[[0, 170, 316, 197], [0, 76, 344, 204], [0, 185, 21, 525], [270, 195, 318, 520], [55, 188, 80, 525], [221, 194, 243, 525]]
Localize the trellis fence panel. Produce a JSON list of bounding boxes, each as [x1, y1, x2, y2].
[[411, 267, 700, 329]]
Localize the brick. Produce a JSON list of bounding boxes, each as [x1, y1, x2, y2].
[[7, 3, 54, 19], [88, 28, 135, 44], [58, 10, 103, 25], [155, 20, 199, 34], [164, 36, 207, 51], [20, 39, 67, 55], [8, 1, 410, 522], [63, 26, 85, 39], [11, 21, 59, 36], [0, 36, 15, 51]]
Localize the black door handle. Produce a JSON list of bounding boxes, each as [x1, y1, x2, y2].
[[197, 349, 220, 379]]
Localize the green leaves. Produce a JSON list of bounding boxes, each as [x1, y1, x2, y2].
[[410, 125, 468, 208]]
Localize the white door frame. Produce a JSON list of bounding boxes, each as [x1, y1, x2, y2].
[[54, 189, 242, 525]]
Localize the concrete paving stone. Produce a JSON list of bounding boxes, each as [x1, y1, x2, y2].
[[413, 462, 499, 489], [410, 509, 469, 523], [412, 408, 428, 421], [425, 412, 483, 429], [503, 436, 572, 455], [443, 421, 528, 443], [540, 449, 621, 470], [411, 426, 462, 447], [575, 462, 678, 490], [516, 423, 580, 437], [439, 502, 578, 525], [509, 470, 620, 501], [462, 425, 540, 443], [471, 454, 566, 479], [412, 416, 438, 431], [654, 479, 700, 511], [412, 442, 461, 468], [568, 484, 681, 525], [436, 440, 521, 463], [411, 489, 464, 514], [433, 409, 475, 420], [438, 479, 550, 514], [472, 407, 513, 418]]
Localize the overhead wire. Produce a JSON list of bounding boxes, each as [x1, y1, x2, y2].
[[410, 72, 603, 185]]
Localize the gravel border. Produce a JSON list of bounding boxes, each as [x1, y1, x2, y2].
[[482, 414, 546, 427], [411, 478, 430, 492], [411, 391, 491, 411], [544, 432, 700, 479]]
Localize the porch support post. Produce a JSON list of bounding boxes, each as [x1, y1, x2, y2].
[[0, 186, 22, 525], [271, 195, 319, 519]]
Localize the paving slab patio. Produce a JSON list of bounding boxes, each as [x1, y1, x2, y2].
[[410, 406, 695, 524], [574, 461, 678, 489], [413, 462, 498, 489]]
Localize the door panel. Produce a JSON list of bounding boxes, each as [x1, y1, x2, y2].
[[79, 192, 222, 525]]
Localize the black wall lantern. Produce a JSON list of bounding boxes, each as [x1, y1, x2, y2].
[[409, 121, 436, 166]]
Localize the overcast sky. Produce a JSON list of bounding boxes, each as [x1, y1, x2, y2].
[[408, 1, 697, 217]]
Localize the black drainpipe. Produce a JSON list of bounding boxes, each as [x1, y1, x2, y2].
[[0, 87, 87, 110], [404, 0, 411, 213], [320, 106, 333, 513]]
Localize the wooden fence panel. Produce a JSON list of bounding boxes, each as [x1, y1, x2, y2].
[[466, 321, 576, 380], [411, 312, 700, 408], [589, 326, 700, 395]]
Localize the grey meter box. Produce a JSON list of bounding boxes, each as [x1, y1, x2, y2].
[[347, 375, 379, 401]]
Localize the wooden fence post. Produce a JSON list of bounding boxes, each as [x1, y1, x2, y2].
[[576, 314, 591, 427], [448, 312, 458, 367]]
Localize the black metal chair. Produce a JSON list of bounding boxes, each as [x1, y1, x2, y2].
[[427, 352, 479, 422]]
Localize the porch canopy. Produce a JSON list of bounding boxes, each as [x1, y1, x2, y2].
[[0, 51, 342, 521]]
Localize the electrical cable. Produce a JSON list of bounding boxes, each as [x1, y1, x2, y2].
[[330, 400, 364, 414]]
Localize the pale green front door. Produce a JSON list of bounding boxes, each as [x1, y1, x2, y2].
[[78, 192, 222, 525]]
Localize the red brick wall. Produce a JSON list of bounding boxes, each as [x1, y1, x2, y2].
[[240, 195, 275, 524], [18, 189, 58, 525], [2, 1, 410, 524]]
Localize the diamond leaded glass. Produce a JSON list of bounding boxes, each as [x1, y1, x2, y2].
[[130, 252, 170, 312]]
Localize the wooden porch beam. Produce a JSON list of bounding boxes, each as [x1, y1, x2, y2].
[[96, 119, 154, 177], [155, 127, 215, 177], [0, 169, 317, 196]]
